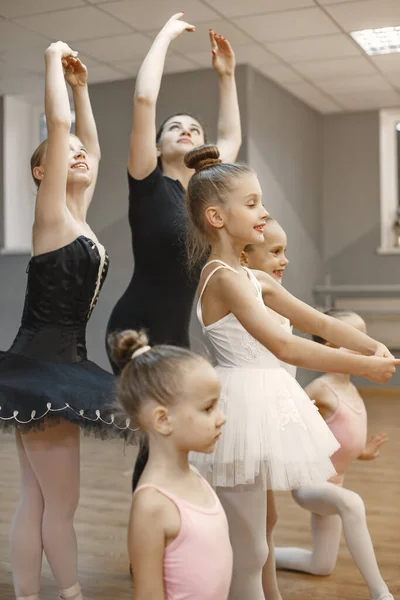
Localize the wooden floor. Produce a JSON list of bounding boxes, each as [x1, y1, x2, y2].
[[1, 392, 399, 599]]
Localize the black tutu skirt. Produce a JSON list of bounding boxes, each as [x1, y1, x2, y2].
[[0, 235, 137, 439], [0, 350, 132, 438]]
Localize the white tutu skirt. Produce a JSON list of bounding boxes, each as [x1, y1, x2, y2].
[[190, 366, 340, 491]]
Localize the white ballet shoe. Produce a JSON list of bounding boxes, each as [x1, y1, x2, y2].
[[59, 583, 83, 600], [372, 594, 395, 600]]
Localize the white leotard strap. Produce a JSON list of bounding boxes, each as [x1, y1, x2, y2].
[[242, 266, 263, 299], [197, 260, 237, 327], [200, 259, 238, 276]]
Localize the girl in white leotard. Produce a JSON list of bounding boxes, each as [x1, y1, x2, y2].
[[183, 144, 398, 600]]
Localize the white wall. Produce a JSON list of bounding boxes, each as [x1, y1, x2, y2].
[[247, 68, 323, 306]]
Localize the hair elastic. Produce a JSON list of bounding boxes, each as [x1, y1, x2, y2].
[[131, 345, 151, 360], [196, 158, 222, 172]]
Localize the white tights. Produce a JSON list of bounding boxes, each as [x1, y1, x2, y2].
[[275, 483, 392, 600], [11, 423, 81, 599], [217, 481, 283, 600], [262, 491, 282, 600]]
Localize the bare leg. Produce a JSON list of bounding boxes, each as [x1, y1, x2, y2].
[[275, 484, 392, 599], [22, 422, 82, 596], [11, 431, 44, 598], [262, 491, 282, 600], [217, 479, 269, 600]]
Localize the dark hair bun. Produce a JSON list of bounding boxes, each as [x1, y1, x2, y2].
[[184, 144, 222, 173], [108, 329, 149, 367]]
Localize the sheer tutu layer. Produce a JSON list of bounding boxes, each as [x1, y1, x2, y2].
[[191, 367, 340, 491], [0, 351, 134, 439]]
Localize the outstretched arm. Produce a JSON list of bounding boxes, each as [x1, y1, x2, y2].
[[128, 12, 195, 180], [35, 42, 76, 227], [211, 29, 242, 163], [64, 56, 100, 207], [257, 271, 391, 358], [213, 270, 400, 384]]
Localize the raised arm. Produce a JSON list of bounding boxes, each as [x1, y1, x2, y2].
[[210, 30, 242, 163], [128, 13, 195, 180], [34, 42, 76, 226], [64, 56, 100, 207], [257, 271, 391, 358], [213, 270, 399, 384]]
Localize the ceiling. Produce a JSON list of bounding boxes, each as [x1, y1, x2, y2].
[[1, 0, 400, 113]]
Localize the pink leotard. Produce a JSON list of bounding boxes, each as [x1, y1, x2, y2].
[[322, 380, 367, 485], [134, 474, 233, 599]]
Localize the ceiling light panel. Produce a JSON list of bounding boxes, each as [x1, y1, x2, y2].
[[350, 26, 400, 55]]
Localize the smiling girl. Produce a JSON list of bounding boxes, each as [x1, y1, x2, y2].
[[0, 42, 127, 600], [104, 12, 242, 501], [184, 144, 399, 600]]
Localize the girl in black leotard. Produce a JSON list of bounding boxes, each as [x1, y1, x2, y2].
[[105, 12, 242, 492], [0, 43, 129, 600]]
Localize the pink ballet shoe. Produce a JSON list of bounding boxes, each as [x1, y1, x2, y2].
[[16, 595, 41, 600], [60, 583, 83, 600]]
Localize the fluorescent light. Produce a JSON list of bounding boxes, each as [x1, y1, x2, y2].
[[350, 26, 400, 55]]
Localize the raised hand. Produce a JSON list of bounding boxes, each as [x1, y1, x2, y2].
[[160, 12, 195, 42], [46, 41, 78, 59], [209, 29, 235, 77], [63, 56, 88, 88], [358, 433, 389, 460]]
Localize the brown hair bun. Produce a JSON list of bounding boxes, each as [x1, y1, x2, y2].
[[184, 144, 222, 173], [108, 329, 149, 368]]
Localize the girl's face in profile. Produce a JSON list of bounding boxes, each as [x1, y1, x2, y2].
[[243, 221, 289, 284]]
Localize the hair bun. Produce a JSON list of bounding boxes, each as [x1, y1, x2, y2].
[[108, 329, 149, 368], [184, 144, 222, 173]]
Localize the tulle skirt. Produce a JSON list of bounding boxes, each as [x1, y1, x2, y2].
[[190, 366, 340, 491], [0, 350, 133, 439]]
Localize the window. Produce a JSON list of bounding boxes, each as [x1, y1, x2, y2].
[[1, 96, 39, 254], [378, 108, 400, 254], [1, 98, 75, 254]]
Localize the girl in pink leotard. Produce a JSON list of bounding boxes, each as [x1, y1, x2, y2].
[[108, 329, 232, 600], [275, 309, 393, 600]]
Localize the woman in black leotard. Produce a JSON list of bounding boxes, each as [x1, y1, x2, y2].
[[105, 13, 242, 491]]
